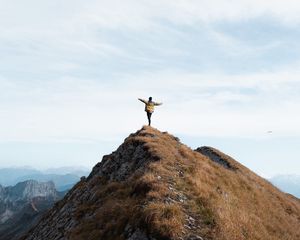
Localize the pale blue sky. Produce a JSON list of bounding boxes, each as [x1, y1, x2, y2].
[[0, 0, 300, 177]]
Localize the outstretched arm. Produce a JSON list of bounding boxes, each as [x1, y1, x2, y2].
[[154, 102, 163, 106], [138, 98, 147, 104]]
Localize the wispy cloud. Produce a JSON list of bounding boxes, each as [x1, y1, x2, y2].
[[1, 65, 300, 142]]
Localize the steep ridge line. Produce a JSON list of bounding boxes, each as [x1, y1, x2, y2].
[[20, 126, 300, 240]]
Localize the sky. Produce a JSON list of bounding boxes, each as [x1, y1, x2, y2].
[[0, 0, 300, 177]]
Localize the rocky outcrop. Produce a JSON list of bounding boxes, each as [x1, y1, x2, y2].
[[20, 129, 161, 240], [2, 180, 58, 202], [195, 146, 238, 170], [88, 132, 160, 181]]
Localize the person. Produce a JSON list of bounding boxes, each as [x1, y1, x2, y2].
[[138, 97, 162, 126]]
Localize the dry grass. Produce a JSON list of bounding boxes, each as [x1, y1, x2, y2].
[[143, 202, 184, 238], [62, 126, 300, 240], [129, 126, 300, 240]]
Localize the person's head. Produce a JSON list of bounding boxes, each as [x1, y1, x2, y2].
[[149, 97, 152, 102]]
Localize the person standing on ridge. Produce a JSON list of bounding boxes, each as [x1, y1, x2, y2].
[[138, 97, 162, 126]]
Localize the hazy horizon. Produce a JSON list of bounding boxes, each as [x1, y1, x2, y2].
[[1, 129, 299, 178]]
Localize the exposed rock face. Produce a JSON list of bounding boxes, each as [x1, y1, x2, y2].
[[21, 129, 161, 240], [1, 180, 58, 202], [195, 146, 238, 170], [0, 180, 60, 240], [20, 127, 300, 240], [88, 132, 160, 182]]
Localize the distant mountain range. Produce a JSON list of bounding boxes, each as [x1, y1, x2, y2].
[[0, 180, 61, 240], [0, 167, 90, 191], [269, 174, 300, 198], [0, 166, 90, 240]]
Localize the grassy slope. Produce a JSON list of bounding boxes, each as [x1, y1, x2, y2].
[[23, 126, 300, 240]]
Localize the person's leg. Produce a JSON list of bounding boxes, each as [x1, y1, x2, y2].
[[147, 112, 152, 126]]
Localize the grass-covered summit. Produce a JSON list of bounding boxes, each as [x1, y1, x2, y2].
[[21, 126, 300, 240]]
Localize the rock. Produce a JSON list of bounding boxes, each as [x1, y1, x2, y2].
[[80, 176, 86, 181], [195, 146, 237, 170], [127, 228, 149, 240], [187, 235, 203, 240]]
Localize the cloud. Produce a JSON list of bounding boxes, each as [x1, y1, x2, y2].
[[0, 0, 300, 142], [1, 0, 299, 82], [1, 62, 300, 142], [68, 0, 300, 29], [2, 1, 300, 35]]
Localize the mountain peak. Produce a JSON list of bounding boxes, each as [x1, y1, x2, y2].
[[21, 128, 300, 240], [89, 126, 180, 181], [3, 180, 58, 201]]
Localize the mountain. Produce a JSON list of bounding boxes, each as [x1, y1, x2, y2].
[[16, 173, 82, 191], [0, 180, 61, 240], [21, 127, 300, 240], [270, 175, 300, 198], [0, 167, 90, 191]]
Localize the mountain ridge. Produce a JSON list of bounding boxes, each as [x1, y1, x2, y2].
[[21, 126, 300, 240]]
